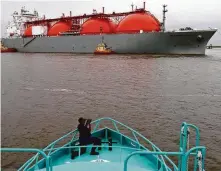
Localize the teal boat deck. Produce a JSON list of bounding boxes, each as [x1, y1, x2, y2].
[[1, 117, 206, 171], [47, 140, 156, 171], [38, 144, 156, 171], [38, 162, 155, 171]]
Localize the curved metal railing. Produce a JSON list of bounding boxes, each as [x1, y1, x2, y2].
[[0, 145, 206, 171], [19, 117, 176, 170], [91, 117, 178, 170], [123, 146, 206, 171], [0, 148, 50, 171], [1, 117, 205, 171]]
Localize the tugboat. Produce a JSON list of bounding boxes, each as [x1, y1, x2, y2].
[[1, 117, 206, 171], [94, 42, 114, 55], [207, 44, 213, 49], [1, 42, 17, 53]]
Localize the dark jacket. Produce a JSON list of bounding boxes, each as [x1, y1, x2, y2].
[[78, 123, 91, 140]]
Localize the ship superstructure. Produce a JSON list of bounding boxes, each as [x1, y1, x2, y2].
[[6, 6, 42, 38]]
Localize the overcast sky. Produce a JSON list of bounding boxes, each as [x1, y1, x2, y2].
[[1, 0, 221, 44]]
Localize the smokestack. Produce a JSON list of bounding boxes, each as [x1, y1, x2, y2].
[[102, 7, 105, 13], [143, 1, 146, 10], [70, 11, 72, 17], [43, 15, 45, 19], [62, 13, 65, 17]]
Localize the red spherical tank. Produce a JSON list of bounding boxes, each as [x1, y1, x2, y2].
[[80, 18, 116, 35], [116, 12, 161, 33], [24, 26, 32, 37], [48, 21, 71, 36]]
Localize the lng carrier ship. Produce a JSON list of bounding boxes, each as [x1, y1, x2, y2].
[[1, 2, 217, 55]]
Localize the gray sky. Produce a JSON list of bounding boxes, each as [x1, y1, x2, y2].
[[1, 0, 221, 44]]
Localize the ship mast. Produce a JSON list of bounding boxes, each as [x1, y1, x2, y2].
[[162, 4, 168, 32]]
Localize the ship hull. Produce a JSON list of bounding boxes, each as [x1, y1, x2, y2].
[[1, 30, 216, 55]]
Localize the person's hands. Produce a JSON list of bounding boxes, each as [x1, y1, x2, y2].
[[89, 123, 91, 131]]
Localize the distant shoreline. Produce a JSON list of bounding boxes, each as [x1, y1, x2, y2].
[[207, 45, 221, 49], [209, 46, 221, 48]]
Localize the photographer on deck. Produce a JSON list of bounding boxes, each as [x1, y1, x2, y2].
[[77, 117, 101, 155]]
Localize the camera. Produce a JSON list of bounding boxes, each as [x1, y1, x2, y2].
[[82, 119, 92, 126]]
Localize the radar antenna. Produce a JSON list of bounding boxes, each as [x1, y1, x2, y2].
[[131, 3, 134, 11], [162, 4, 168, 32]]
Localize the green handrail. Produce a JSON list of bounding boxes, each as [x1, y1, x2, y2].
[[98, 118, 177, 168], [0, 146, 156, 171], [178, 122, 201, 171], [0, 148, 50, 171], [20, 117, 178, 170], [182, 146, 206, 171], [1, 118, 204, 171], [124, 151, 182, 171], [123, 146, 205, 171], [1, 145, 203, 171]]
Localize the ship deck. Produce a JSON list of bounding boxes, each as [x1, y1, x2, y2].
[[38, 162, 154, 171], [37, 140, 156, 171]]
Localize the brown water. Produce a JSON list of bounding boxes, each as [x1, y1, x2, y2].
[[1, 50, 221, 170]]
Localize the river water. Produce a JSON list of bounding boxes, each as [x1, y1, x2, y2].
[[1, 50, 221, 170]]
